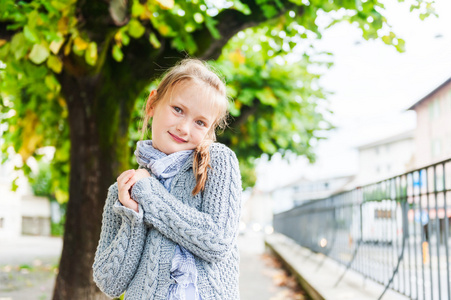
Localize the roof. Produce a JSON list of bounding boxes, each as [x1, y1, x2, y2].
[[357, 130, 415, 150], [278, 174, 355, 189], [408, 76, 451, 110]]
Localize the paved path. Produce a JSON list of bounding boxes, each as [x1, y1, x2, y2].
[[238, 232, 297, 299], [0, 233, 293, 300]]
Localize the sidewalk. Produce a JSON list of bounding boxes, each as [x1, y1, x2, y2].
[[265, 233, 410, 300], [238, 231, 305, 299], [0, 236, 62, 300]]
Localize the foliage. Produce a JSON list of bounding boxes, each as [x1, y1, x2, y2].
[[0, 0, 436, 194], [28, 161, 66, 236]]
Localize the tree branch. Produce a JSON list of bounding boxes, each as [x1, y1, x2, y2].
[[230, 98, 260, 129]]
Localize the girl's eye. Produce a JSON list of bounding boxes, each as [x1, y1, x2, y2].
[[196, 120, 206, 127], [173, 106, 182, 113]]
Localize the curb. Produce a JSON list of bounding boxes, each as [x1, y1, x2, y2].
[[265, 238, 325, 300], [264, 233, 410, 300]]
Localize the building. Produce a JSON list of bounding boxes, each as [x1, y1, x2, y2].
[[240, 189, 274, 233], [0, 153, 52, 238], [408, 77, 451, 168], [271, 175, 355, 214], [355, 130, 415, 186]]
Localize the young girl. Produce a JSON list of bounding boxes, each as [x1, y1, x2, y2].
[[92, 59, 242, 300]]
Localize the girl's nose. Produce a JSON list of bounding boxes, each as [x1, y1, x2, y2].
[[176, 119, 189, 134]]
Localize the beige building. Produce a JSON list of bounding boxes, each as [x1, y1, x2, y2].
[[356, 130, 415, 186], [409, 77, 451, 168]]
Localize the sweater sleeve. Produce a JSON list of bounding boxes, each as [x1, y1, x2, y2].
[[92, 182, 148, 298], [131, 145, 242, 263]]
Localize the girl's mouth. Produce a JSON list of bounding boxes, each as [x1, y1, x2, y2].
[[169, 132, 187, 143]]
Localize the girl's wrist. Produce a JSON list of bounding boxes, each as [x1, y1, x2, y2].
[[128, 200, 139, 213]]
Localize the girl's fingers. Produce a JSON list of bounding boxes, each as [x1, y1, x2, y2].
[[117, 169, 133, 181], [125, 177, 137, 190], [117, 169, 135, 184]]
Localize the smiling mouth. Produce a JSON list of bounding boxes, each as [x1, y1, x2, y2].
[[169, 132, 187, 143]]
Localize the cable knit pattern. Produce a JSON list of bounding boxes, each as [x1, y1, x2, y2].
[[92, 184, 147, 298], [92, 143, 242, 300]]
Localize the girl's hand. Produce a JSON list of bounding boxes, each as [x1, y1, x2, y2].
[[131, 169, 151, 183], [117, 169, 139, 212]]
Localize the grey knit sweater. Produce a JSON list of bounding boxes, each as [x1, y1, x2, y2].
[[92, 143, 242, 299]]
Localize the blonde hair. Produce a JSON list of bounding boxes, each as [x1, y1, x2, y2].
[[141, 58, 229, 195]]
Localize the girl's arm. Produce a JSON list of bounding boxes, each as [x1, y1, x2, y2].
[[92, 183, 147, 298], [131, 144, 242, 263]]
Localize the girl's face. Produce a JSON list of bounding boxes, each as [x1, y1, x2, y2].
[[148, 81, 219, 155]]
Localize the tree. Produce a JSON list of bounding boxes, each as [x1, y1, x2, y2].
[[0, 0, 434, 298]]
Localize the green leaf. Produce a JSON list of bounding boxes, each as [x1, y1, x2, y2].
[[128, 19, 146, 39], [47, 55, 63, 73], [112, 44, 123, 62], [122, 32, 130, 46], [0, 42, 10, 59], [149, 32, 161, 49], [84, 42, 98, 66], [256, 87, 278, 106], [232, 0, 251, 15], [131, 2, 145, 17], [29, 44, 50, 64], [205, 18, 220, 39], [44, 74, 61, 92], [11, 33, 28, 60], [23, 26, 39, 43]]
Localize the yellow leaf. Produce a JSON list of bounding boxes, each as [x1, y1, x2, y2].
[[18, 110, 43, 162], [57, 97, 67, 109], [84, 42, 98, 66], [73, 36, 88, 51], [158, 24, 171, 36], [50, 38, 64, 55], [58, 17, 69, 34], [114, 30, 122, 43], [0, 39, 6, 47], [47, 55, 63, 73], [228, 49, 245, 67], [156, 0, 174, 9], [64, 38, 72, 56], [55, 189, 68, 204], [140, 6, 152, 20]]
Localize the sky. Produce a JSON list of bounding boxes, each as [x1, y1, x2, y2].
[[255, 0, 451, 191]]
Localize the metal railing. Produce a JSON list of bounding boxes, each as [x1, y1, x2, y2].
[[273, 158, 451, 300]]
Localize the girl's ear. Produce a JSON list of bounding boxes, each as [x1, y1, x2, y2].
[[145, 90, 157, 117]]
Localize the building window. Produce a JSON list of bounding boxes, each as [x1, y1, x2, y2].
[[374, 209, 392, 219], [431, 139, 442, 158], [428, 98, 440, 119]]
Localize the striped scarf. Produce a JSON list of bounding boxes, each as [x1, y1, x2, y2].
[[135, 140, 201, 300]]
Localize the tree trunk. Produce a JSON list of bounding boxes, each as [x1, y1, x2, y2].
[[52, 71, 139, 299]]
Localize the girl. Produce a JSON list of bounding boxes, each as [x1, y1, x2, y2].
[[92, 59, 242, 300]]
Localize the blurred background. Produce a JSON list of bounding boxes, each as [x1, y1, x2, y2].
[[1, 0, 450, 299]]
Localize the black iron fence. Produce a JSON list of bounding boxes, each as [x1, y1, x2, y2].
[[274, 158, 451, 300]]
